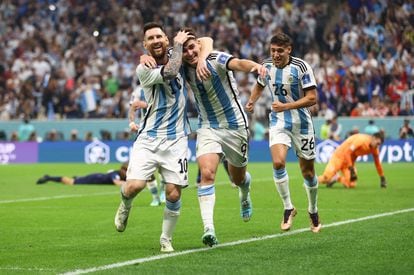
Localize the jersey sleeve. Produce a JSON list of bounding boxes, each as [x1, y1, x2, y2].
[[300, 61, 317, 90], [372, 148, 384, 177], [213, 51, 234, 71], [136, 64, 164, 87]]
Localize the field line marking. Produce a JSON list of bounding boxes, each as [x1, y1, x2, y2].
[[0, 192, 118, 204], [61, 207, 414, 275], [0, 178, 279, 204]]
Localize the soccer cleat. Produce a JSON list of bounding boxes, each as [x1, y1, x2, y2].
[[150, 198, 161, 207], [114, 201, 131, 232], [160, 237, 174, 253], [202, 228, 218, 247], [309, 212, 322, 233], [36, 175, 50, 184], [240, 197, 253, 222], [281, 208, 297, 231], [159, 191, 166, 203]]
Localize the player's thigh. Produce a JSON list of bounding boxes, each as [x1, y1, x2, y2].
[[158, 137, 189, 187], [128, 139, 158, 180], [219, 128, 249, 168], [269, 127, 290, 166], [291, 131, 316, 160], [196, 128, 223, 158]]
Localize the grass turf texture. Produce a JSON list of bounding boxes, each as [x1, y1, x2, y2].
[[0, 162, 413, 274]]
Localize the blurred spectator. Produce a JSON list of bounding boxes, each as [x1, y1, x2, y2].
[[17, 116, 35, 141], [10, 131, 19, 141], [399, 101, 414, 116], [319, 119, 331, 140], [399, 119, 414, 139], [346, 126, 359, 138], [364, 120, 380, 135], [70, 129, 81, 141], [328, 116, 342, 141], [84, 131, 94, 142], [0, 0, 412, 123]]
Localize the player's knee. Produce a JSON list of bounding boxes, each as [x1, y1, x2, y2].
[[200, 168, 216, 183], [166, 190, 180, 202], [273, 160, 285, 170]]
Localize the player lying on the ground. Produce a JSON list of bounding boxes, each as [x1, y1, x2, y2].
[[36, 162, 128, 186], [318, 132, 387, 188]]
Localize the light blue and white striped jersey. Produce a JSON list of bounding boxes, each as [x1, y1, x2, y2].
[[135, 64, 190, 140], [258, 56, 317, 134], [130, 86, 147, 118], [184, 51, 249, 130]]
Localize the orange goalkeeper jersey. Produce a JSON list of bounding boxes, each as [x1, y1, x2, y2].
[[333, 133, 384, 177]]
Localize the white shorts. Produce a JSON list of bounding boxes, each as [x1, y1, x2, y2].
[[269, 126, 316, 160], [127, 135, 189, 186], [196, 128, 249, 167]]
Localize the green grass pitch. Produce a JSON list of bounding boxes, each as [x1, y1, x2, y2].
[[0, 162, 413, 274]]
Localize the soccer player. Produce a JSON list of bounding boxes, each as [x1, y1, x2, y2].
[[129, 85, 166, 206], [181, 29, 267, 246], [36, 162, 128, 186], [246, 32, 321, 233], [318, 132, 387, 188], [114, 22, 212, 253]]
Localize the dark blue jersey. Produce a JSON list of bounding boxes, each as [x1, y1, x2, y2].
[[73, 170, 121, 185]]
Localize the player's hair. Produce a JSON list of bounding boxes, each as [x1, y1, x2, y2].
[[270, 32, 293, 47], [143, 22, 164, 35], [373, 131, 385, 143], [181, 27, 197, 45]]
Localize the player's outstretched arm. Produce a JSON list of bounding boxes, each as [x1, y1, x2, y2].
[[246, 83, 265, 113], [228, 58, 267, 79]]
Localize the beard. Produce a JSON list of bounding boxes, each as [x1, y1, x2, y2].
[[148, 44, 167, 59]]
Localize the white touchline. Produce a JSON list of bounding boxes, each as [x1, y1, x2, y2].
[[61, 207, 414, 275], [0, 192, 118, 204], [0, 178, 280, 204]]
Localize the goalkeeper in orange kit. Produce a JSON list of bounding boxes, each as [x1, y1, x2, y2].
[[318, 131, 387, 188]]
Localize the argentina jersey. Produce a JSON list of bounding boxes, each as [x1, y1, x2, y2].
[[184, 51, 249, 130], [135, 64, 190, 140], [258, 56, 317, 134]]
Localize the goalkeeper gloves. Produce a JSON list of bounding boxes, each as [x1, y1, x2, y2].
[[349, 166, 357, 181], [380, 176, 387, 188]]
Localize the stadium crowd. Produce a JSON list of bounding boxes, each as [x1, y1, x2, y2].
[[0, 0, 413, 140]]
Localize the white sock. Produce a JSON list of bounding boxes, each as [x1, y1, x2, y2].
[[238, 172, 251, 201], [273, 168, 293, 210], [121, 184, 134, 208], [161, 200, 181, 240], [198, 184, 215, 231], [304, 176, 318, 214], [147, 179, 159, 201]]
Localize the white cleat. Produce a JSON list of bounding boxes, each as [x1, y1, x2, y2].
[[114, 201, 131, 232], [160, 237, 174, 253]]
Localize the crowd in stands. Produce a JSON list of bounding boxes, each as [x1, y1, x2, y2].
[[0, 0, 413, 141]]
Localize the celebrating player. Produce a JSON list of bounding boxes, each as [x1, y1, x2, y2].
[[246, 32, 321, 233], [318, 132, 387, 188], [114, 22, 195, 253], [180, 28, 267, 246]]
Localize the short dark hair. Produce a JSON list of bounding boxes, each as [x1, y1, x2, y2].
[[143, 22, 164, 35], [270, 33, 293, 47], [181, 27, 197, 45], [373, 131, 385, 143]]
